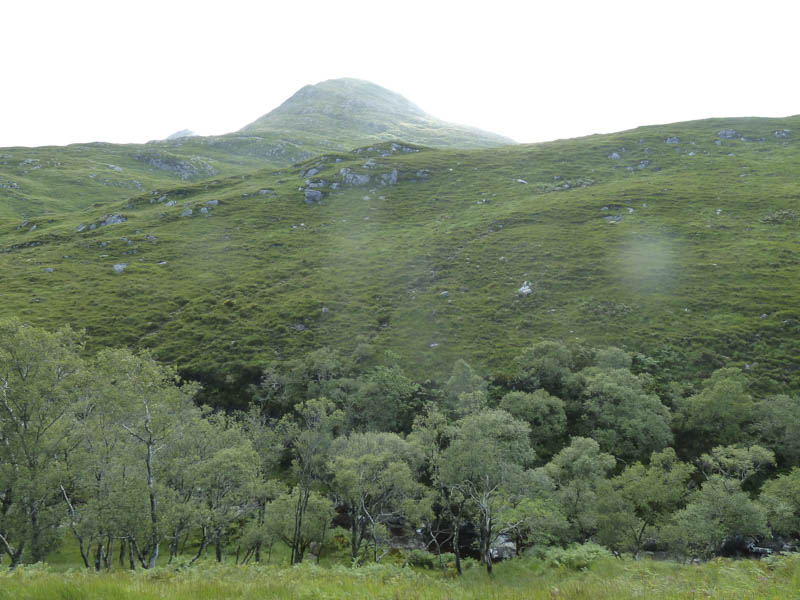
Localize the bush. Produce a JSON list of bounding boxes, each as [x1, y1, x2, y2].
[[403, 549, 437, 569], [540, 543, 612, 570]]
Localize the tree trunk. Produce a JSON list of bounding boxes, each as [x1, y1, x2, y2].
[[215, 538, 222, 563], [145, 440, 159, 569], [104, 536, 114, 570], [94, 542, 103, 571], [453, 523, 462, 576], [190, 527, 208, 565]]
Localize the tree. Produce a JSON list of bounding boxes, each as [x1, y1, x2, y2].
[[499, 390, 566, 459], [544, 437, 616, 541], [577, 366, 673, 464], [666, 475, 768, 558], [760, 468, 800, 538], [755, 394, 800, 467], [280, 398, 343, 564], [265, 488, 333, 563], [596, 448, 694, 556], [676, 368, 756, 454], [330, 431, 427, 564], [98, 348, 200, 569], [509, 341, 576, 398], [697, 444, 775, 485], [0, 320, 84, 567], [439, 409, 535, 574], [183, 416, 259, 563], [349, 365, 419, 433], [441, 360, 488, 419]]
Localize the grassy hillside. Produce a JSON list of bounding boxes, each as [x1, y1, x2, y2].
[[240, 78, 515, 150], [0, 79, 512, 220], [1, 115, 797, 403]]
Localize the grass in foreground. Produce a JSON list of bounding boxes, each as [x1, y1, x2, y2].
[[2, 554, 799, 600]]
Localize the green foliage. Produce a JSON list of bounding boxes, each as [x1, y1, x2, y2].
[[498, 390, 566, 459], [665, 475, 768, 558], [544, 437, 616, 541], [595, 448, 694, 555], [577, 367, 672, 463], [755, 394, 800, 466], [539, 542, 612, 570], [676, 368, 757, 454], [760, 467, 800, 537]]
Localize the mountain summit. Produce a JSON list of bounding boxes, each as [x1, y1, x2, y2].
[[239, 78, 514, 149]]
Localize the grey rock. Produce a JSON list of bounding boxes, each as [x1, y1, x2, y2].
[[145, 235, 157, 241], [604, 215, 622, 222], [688, 151, 696, 156], [257, 189, 274, 196], [715, 140, 722, 146], [113, 263, 127, 274], [200, 207, 209, 214], [440, 291, 449, 297], [166, 200, 176, 207], [516, 178, 528, 184], [608, 152, 621, 160], [665, 136, 680, 144], [718, 129, 738, 139], [304, 189, 323, 203], [638, 160, 650, 169], [380, 169, 398, 186], [490, 534, 517, 561], [76, 224, 86, 232], [99, 214, 126, 227], [339, 168, 370, 186], [741, 136, 765, 143], [43, 267, 54, 273], [775, 129, 792, 138], [363, 159, 377, 168], [303, 167, 320, 177], [518, 281, 532, 295], [205, 199, 219, 206], [107, 164, 123, 172], [181, 208, 193, 217]]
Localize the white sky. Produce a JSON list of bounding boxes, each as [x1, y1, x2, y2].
[[2, 0, 798, 147]]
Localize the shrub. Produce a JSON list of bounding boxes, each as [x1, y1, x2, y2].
[[540, 542, 612, 570]]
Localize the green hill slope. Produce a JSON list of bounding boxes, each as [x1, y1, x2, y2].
[[0, 79, 512, 220], [1, 116, 797, 405], [240, 78, 514, 150]]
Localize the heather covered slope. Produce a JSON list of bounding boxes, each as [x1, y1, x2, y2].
[[0, 115, 798, 404]]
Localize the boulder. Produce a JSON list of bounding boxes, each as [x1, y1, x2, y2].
[[608, 152, 621, 160], [113, 263, 127, 274], [489, 534, 517, 561], [775, 129, 792, 138], [518, 281, 532, 295], [380, 169, 398, 186], [339, 168, 370, 186], [665, 136, 680, 144], [717, 129, 738, 139], [304, 189, 323, 203]]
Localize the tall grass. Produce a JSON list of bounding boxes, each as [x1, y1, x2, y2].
[[3, 554, 799, 599]]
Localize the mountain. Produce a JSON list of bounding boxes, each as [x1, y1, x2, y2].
[[1, 114, 798, 407], [165, 129, 197, 140], [240, 78, 514, 149], [0, 79, 512, 219]]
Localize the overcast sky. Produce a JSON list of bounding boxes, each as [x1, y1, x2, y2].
[[2, 0, 798, 147]]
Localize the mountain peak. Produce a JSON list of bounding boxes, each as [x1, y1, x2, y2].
[[239, 78, 513, 149]]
